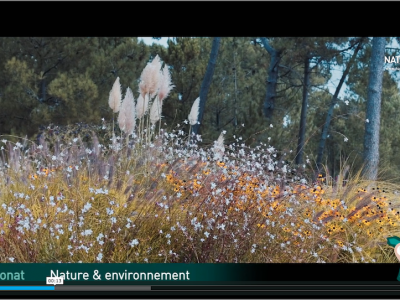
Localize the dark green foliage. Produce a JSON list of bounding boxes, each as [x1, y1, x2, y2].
[[1, 37, 399, 183], [0, 37, 149, 137]]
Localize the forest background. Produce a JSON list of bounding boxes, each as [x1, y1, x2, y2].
[[0, 36, 399, 181]]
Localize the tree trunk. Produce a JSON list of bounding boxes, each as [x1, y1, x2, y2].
[[316, 38, 365, 172], [330, 139, 335, 180], [261, 37, 282, 120], [363, 37, 386, 180], [39, 78, 46, 103], [295, 57, 310, 165], [191, 37, 221, 136]]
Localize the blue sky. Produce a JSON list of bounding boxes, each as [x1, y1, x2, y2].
[[139, 37, 170, 46]]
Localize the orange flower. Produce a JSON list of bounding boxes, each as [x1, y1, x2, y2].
[[29, 174, 38, 180], [216, 161, 225, 168], [362, 220, 371, 226]]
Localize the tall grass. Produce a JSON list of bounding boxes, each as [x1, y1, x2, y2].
[[0, 55, 399, 263]]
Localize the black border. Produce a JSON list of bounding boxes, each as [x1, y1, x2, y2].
[[1, 1, 397, 37], [1, 1, 400, 298]]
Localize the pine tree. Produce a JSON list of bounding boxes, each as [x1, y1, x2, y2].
[[0, 37, 150, 138], [363, 37, 386, 180]]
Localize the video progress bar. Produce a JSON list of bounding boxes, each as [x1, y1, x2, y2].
[[4, 285, 400, 292], [0, 287, 54, 290]]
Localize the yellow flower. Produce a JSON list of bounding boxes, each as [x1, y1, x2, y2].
[[329, 224, 337, 231], [217, 161, 225, 168], [362, 220, 371, 226], [203, 169, 210, 175]]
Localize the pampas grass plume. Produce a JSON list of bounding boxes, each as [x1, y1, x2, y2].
[[118, 87, 136, 135], [188, 97, 200, 125], [158, 64, 174, 102], [109, 77, 122, 113], [149, 55, 162, 97], [213, 131, 225, 161], [215, 131, 225, 150], [150, 98, 163, 124], [151, 55, 162, 73], [136, 94, 149, 119], [140, 55, 162, 98], [139, 80, 147, 98]]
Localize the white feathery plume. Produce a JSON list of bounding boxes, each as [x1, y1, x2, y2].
[[138, 80, 147, 99], [139, 64, 152, 97], [149, 55, 162, 97], [215, 131, 225, 150], [118, 87, 136, 135], [118, 105, 126, 132], [136, 94, 149, 119], [151, 55, 162, 73], [188, 97, 200, 125], [213, 131, 225, 161], [139, 55, 162, 98], [158, 64, 174, 102], [149, 69, 161, 98], [109, 77, 122, 113], [150, 98, 163, 124]]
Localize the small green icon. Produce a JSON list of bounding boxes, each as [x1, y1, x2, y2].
[[387, 236, 400, 281], [387, 236, 400, 248]]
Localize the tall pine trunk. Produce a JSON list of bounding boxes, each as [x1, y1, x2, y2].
[[39, 78, 46, 103], [295, 57, 310, 165], [362, 37, 386, 180], [316, 38, 364, 173], [192, 37, 221, 136], [261, 37, 282, 120]]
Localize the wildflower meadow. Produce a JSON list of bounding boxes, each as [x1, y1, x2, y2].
[[1, 54, 399, 264]]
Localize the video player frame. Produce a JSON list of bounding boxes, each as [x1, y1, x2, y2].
[[1, 11, 400, 298]]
